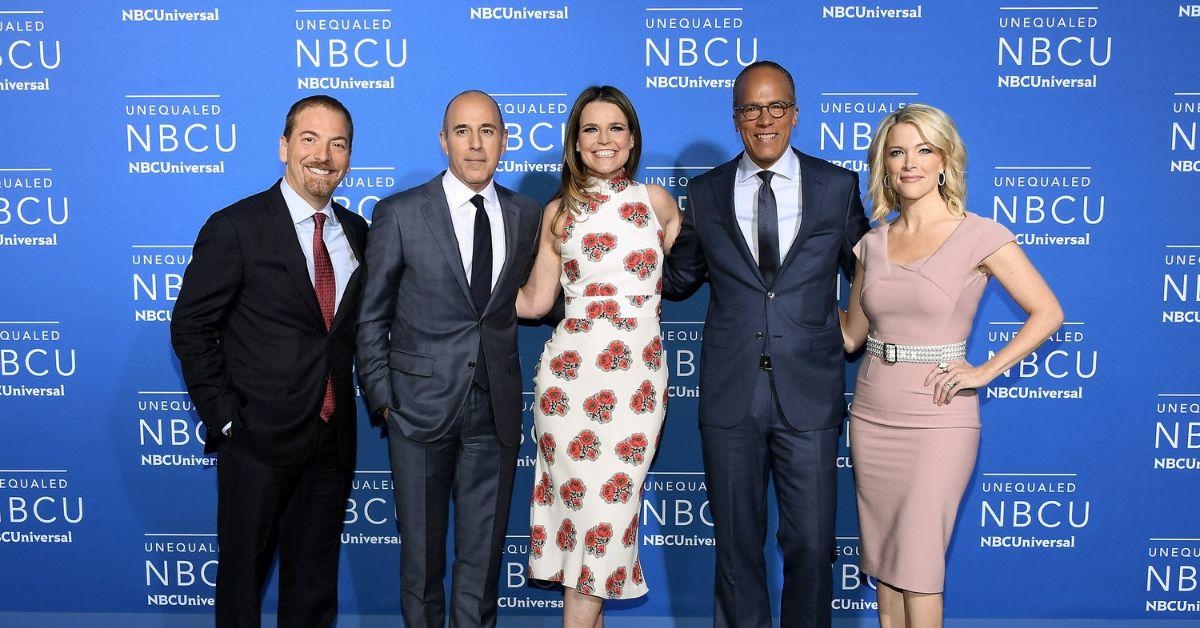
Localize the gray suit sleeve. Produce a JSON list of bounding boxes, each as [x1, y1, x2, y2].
[[356, 197, 403, 416]]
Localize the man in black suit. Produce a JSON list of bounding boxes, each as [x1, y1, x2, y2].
[[356, 90, 542, 628], [171, 95, 368, 628], [664, 62, 870, 627]]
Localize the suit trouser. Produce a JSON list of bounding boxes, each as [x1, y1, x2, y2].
[[700, 369, 839, 628], [388, 384, 519, 628], [215, 417, 351, 628]]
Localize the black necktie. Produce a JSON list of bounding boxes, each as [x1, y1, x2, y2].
[[756, 171, 779, 283], [469, 194, 492, 314]]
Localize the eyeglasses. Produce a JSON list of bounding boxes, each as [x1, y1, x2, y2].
[[734, 101, 795, 121]]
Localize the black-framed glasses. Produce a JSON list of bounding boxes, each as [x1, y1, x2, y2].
[[734, 101, 795, 121]]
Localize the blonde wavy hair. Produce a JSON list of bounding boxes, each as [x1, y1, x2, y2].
[[866, 103, 966, 223]]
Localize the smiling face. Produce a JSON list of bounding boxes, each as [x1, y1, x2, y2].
[[440, 92, 507, 192], [576, 101, 634, 180], [733, 66, 797, 169], [883, 122, 945, 205], [278, 105, 351, 209]]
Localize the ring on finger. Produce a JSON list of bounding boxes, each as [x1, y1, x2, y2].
[[944, 381, 955, 390], [937, 362, 950, 373]]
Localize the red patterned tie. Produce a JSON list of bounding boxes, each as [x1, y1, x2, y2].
[[312, 212, 336, 422]]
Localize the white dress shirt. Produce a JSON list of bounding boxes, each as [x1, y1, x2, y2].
[[442, 170, 506, 289], [280, 177, 360, 312], [733, 148, 803, 263], [224, 179, 360, 436]]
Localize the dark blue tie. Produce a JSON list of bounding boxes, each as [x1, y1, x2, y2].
[[469, 194, 492, 313], [469, 194, 492, 389], [756, 171, 779, 283]]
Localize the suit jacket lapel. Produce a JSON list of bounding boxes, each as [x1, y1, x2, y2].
[[483, 187, 520, 314], [265, 182, 325, 327], [712, 156, 767, 287], [776, 151, 825, 279], [419, 175, 475, 308], [330, 204, 364, 331]]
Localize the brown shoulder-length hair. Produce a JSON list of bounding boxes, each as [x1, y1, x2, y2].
[[552, 85, 642, 234]]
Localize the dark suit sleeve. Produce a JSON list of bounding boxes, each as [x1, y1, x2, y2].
[[170, 212, 244, 435], [841, 171, 870, 282], [662, 201, 708, 301], [356, 197, 403, 415]]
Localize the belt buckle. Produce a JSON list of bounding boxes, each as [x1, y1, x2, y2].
[[882, 342, 898, 364], [759, 354, 773, 371]]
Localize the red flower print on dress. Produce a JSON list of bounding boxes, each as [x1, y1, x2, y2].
[[607, 175, 634, 193], [583, 283, 617, 297], [599, 472, 635, 504], [609, 317, 638, 332], [539, 387, 569, 416], [530, 525, 547, 559], [584, 299, 621, 321], [584, 522, 614, 557], [559, 478, 587, 511], [632, 559, 644, 586], [605, 567, 627, 599], [655, 277, 662, 295], [556, 518, 577, 551], [577, 565, 596, 596], [538, 433, 556, 466], [563, 259, 581, 283], [622, 513, 639, 548], [629, 380, 657, 414], [532, 472, 554, 506], [583, 390, 617, 424], [626, 295, 648, 308], [618, 202, 652, 228], [642, 336, 663, 371], [581, 232, 618, 261], [579, 193, 610, 215], [562, 318, 593, 334], [560, 214, 576, 244], [596, 340, 632, 372], [567, 429, 601, 461], [657, 228, 665, 247], [548, 350, 582, 381], [623, 248, 659, 279], [614, 432, 649, 466], [547, 569, 564, 583]]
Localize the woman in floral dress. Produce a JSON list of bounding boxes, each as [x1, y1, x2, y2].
[[517, 85, 680, 627]]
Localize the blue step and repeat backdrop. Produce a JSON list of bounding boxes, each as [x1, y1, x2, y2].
[[1, 0, 1199, 623]]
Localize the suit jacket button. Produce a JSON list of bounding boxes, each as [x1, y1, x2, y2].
[[767, 291, 776, 300], [468, 361, 476, 369], [755, 331, 764, 340]]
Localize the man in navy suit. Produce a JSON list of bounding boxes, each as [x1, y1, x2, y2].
[[356, 90, 542, 628], [664, 61, 870, 628]]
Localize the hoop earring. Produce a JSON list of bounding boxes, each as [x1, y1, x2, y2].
[[882, 175, 891, 190], [938, 172, 946, 186]]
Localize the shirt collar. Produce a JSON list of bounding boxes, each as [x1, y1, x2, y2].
[[736, 147, 799, 184], [442, 170, 499, 211], [280, 177, 337, 226]]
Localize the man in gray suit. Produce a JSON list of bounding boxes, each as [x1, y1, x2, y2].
[[356, 91, 542, 628]]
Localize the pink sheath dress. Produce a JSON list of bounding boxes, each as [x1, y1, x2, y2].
[[849, 212, 1015, 594]]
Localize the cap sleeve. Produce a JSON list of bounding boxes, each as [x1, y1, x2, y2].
[[852, 236, 867, 266], [969, 216, 1016, 268]]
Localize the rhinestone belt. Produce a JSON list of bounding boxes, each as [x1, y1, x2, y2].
[[864, 335, 966, 364]]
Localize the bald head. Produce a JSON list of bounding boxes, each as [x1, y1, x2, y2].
[[442, 90, 505, 133]]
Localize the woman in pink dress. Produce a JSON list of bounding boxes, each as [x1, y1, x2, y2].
[[516, 85, 681, 628], [839, 104, 1063, 628]]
